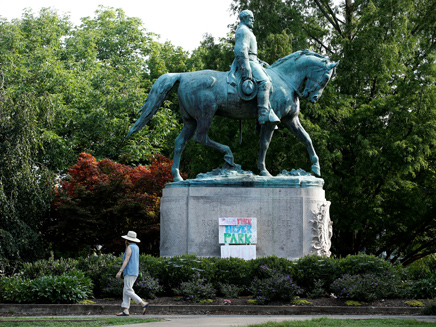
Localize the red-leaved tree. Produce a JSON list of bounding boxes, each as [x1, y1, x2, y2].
[[46, 153, 181, 256]]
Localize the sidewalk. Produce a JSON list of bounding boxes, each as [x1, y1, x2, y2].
[[107, 314, 436, 327]]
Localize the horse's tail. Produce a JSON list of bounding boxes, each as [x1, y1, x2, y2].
[[126, 73, 181, 137]]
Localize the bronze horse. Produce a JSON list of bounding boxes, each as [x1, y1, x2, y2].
[[127, 49, 339, 182]]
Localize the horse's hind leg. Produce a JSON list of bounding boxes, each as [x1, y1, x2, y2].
[[285, 116, 320, 176], [194, 118, 235, 168], [171, 119, 196, 182], [257, 124, 276, 176]]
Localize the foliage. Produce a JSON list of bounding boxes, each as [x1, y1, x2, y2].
[[46, 152, 176, 256], [0, 270, 93, 304], [218, 283, 245, 298], [249, 265, 301, 304], [0, 91, 56, 270], [6, 253, 436, 303], [330, 273, 400, 302], [404, 254, 436, 280], [292, 255, 339, 294], [0, 6, 185, 269], [228, 0, 436, 265], [174, 273, 216, 302], [423, 300, 436, 315], [291, 299, 312, 305], [337, 254, 399, 277], [101, 270, 162, 300], [77, 254, 118, 297], [0, 7, 181, 169], [344, 300, 365, 306], [20, 253, 78, 279], [101, 276, 123, 299], [209, 256, 252, 291], [135, 271, 164, 299], [405, 300, 425, 307], [405, 272, 436, 299], [305, 279, 328, 299]]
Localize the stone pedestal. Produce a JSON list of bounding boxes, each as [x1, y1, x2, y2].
[[160, 169, 332, 259]]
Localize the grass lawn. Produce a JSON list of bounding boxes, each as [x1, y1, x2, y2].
[[0, 317, 160, 326], [248, 318, 435, 327]]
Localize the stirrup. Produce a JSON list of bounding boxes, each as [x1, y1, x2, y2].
[[258, 110, 280, 125]]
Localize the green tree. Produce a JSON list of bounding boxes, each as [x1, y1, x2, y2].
[[230, 0, 436, 264], [0, 7, 181, 171], [0, 7, 185, 265], [0, 90, 56, 271]]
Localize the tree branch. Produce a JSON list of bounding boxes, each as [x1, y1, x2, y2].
[[313, 0, 344, 37], [321, 0, 343, 33], [301, 26, 335, 55]]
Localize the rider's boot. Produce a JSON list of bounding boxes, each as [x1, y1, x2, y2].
[[257, 82, 280, 125]]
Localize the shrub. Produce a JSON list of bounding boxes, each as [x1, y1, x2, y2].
[[48, 153, 175, 256], [135, 272, 164, 299], [305, 279, 328, 298], [77, 254, 118, 297], [0, 270, 93, 304], [249, 256, 294, 278], [31, 270, 93, 303], [218, 283, 244, 298], [405, 272, 436, 299], [174, 273, 216, 302], [405, 300, 424, 307], [337, 254, 398, 277], [20, 254, 78, 279], [101, 277, 124, 298], [330, 273, 400, 302], [292, 255, 339, 294], [0, 276, 33, 303], [423, 300, 436, 315], [248, 265, 301, 304], [345, 300, 365, 306], [210, 257, 251, 291]]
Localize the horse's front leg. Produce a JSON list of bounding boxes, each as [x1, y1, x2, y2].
[[285, 116, 320, 176], [257, 124, 276, 177]]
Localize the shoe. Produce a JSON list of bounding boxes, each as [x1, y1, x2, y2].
[[142, 302, 149, 315], [116, 311, 129, 316]]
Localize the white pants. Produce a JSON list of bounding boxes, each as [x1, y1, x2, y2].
[[121, 275, 143, 309]]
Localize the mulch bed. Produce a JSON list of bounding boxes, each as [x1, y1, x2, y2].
[[92, 296, 425, 308]]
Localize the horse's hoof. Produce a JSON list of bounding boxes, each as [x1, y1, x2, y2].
[[311, 164, 321, 176], [224, 155, 235, 167], [259, 169, 272, 177], [172, 172, 184, 182], [222, 162, 236, 170]]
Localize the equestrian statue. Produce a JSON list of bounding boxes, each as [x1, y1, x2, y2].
[[127, 10, 339, 182]]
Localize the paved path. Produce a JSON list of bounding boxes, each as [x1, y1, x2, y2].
[[107, 314, 436, 327]]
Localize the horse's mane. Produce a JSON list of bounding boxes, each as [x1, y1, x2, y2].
[[270, 49, 327, 68]]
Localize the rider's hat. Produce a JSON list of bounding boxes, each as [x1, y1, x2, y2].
[[238, 78, 258, 101]]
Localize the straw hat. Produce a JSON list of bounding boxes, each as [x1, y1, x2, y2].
[[121, 231, 141, 243]]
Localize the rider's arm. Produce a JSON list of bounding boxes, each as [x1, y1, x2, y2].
[[234, 28, 252, 80]]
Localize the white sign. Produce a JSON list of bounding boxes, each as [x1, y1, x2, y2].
[[219, 217, 257, 244], [221, 244, 256, 260]]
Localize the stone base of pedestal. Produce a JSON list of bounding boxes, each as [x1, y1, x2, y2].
[[160, 171, 332, 259]]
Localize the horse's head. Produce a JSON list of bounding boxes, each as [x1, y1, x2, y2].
[[301, 59, 339, 103]]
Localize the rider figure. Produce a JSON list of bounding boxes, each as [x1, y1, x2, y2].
[[234, 10, 280, 125]]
